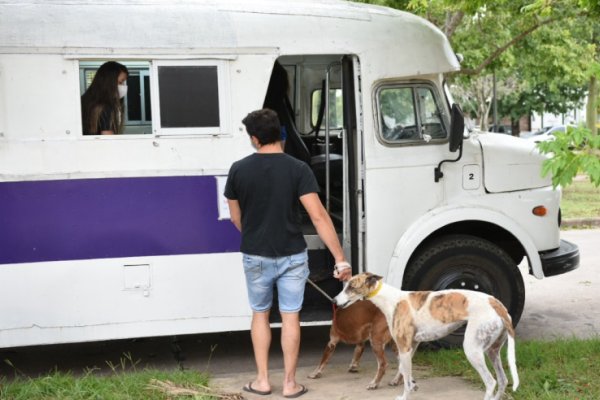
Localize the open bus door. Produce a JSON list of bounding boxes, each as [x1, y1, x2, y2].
[[262, 55, 362, 324]]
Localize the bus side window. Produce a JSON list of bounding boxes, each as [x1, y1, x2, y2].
[[157, 65, 219, 128], [125, 69, 152, 132], [417, 87, 445, 140], [379, 86, 418, 141], [377, 83, 447, 144], [79, 61, 152, 135], [151, 60, 230, 136]]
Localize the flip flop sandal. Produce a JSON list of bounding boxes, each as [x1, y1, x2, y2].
[[283, 384, 308, 398], [243, 381, 272, 396]]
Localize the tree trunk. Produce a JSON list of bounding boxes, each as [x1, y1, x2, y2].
[[511, 118, 520, 136], [476, 77, 493, 131], [587, 75, 598, 135]]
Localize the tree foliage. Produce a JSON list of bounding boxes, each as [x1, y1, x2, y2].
[[356, 0, 600, 185], [497, 20, 592, 125], [356, 0, 598, 131], [538, 126, 600, 187]]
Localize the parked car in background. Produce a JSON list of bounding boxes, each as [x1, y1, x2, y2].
[[520, 126, 550, 139], [518, 130, 533, 138], [490, 124, 512, 135], [523, 125, 573, 142]]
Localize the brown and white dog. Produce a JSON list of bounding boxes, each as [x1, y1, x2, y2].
[[334, 273, 519, 400], [308, 300, 399, 389]]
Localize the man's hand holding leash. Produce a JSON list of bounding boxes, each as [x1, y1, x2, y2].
[[333, 261, 352, 281], [306, 261, 351, 304]]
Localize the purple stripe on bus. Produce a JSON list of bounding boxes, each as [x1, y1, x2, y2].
[[0, 176, 241, 264]]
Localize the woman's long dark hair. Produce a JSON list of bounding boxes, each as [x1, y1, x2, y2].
[[81, 61, 129, 135]]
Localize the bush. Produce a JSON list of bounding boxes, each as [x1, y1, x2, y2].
[[538, 125, 600, 188]]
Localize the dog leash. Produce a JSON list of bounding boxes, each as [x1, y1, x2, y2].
[[306, 278, 335, 303], [306, 262, 351, 304], [306, 278, 338, 325]]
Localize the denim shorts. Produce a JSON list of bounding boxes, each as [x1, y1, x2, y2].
[[242, 250, 309, 313]]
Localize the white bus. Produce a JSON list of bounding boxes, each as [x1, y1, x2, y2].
[[0, 0, 579, 348]]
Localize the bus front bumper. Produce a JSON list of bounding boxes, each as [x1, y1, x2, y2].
[[540, 239, 580, 277]]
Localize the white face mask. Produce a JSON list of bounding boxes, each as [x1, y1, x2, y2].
[[118, 84, 128, 99]]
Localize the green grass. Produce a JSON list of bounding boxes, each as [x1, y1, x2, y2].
[[4, 339, 599, 400], [414, 337, 600, 399], [561, 176, 600, 220], [0, 367, 212, 400]]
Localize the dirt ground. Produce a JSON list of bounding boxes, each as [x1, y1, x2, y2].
[[210, 229, 599, 400], [211, 363, 484, 400]]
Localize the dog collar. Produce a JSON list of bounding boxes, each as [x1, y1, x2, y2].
[[366, 281, 382, 299]]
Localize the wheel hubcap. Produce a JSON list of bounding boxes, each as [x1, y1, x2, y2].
[[434, 270, 493, 294]]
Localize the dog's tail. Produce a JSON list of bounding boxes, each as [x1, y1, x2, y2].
[[507, 333, 519, 391]]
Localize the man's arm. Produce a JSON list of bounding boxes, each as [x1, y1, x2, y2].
[[300, 192, 351, 281], [227, 199, 242, 232]]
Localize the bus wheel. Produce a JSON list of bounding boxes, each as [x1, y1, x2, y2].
[[402, 234, 525, 348]]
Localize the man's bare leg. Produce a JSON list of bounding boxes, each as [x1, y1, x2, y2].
[[250, 311, 272, 393], [281, 312, 304, 396]]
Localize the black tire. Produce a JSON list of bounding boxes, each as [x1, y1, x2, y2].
[[402, 234, 525, 347]]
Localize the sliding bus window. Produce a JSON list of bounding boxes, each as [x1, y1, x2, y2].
[[151, 60, 230, 136], [79, 61, 152, 135]]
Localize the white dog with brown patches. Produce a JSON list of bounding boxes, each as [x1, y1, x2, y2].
[[334, 273, 519, 400]]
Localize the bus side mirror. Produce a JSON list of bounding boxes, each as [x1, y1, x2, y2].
[[449, 103, 464, 153]]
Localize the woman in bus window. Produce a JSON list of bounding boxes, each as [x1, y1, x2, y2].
[[81, 61, 129, 135]]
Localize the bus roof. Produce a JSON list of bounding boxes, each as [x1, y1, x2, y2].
[[0, 0, 460, 77]]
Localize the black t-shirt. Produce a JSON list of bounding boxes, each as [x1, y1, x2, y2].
[[224, 153, 319, 257], [82, 106, 115, 135], [98, 107, 113, 133]]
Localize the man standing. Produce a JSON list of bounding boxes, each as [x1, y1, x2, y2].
[[224, 109, 351, 398]]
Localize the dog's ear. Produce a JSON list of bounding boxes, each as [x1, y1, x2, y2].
[[366, 273, 383, 287]]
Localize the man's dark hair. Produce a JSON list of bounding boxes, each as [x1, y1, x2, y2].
[[242, 108, 281, 145]]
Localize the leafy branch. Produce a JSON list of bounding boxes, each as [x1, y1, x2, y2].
[[457, 16, 560, 75], [538, 126, 600, 188]]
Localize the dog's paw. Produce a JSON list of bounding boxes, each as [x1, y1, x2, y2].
[[307, 371, 322, 379], [347, 365, 360, 373], [366, 381, 379, 390], [411, 380, 419, 392], [389, 373, 403, 386]]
